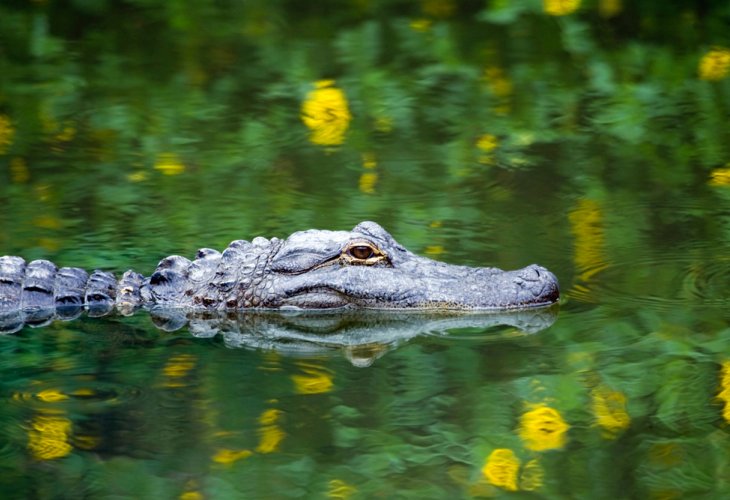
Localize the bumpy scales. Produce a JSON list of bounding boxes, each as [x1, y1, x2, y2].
[[0, 221, 559, 316]]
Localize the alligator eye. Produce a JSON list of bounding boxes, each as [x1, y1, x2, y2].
[[349, 245, 375, 260]]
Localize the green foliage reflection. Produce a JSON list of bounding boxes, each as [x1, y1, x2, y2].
[[1, 1, 730, 498]]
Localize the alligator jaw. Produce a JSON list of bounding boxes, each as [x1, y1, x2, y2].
[[273, 260, 560, 311]]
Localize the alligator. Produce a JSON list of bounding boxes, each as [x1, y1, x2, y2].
[[0, 221, 559, 334]]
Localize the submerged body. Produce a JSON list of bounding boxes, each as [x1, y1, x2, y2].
[[0, 221, 559, 319]]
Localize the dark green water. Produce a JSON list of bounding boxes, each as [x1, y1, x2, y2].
[[2, 1, 730, 498]]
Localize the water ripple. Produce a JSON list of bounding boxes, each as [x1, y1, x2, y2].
[[567, 243, 730, 310]]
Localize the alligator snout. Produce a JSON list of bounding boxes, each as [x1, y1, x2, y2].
[[512, 264, 560, 305]]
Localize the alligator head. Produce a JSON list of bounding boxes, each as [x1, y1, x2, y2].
[[255, 221, 559, 310]]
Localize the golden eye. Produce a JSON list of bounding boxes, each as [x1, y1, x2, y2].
[[349, 245, 375, 260]]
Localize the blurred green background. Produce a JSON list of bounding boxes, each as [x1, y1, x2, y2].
[[2, 0, 730, 498]]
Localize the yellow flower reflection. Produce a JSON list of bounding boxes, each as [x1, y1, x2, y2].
[[154, 152, 186, 175], [36, 389, 69, 402], [179, 481, 205, 500], [568, 198, 608, 283], [424, 245, 444, 256], [0, 114, 15, 154], [54, 123, 76, 143], [374, 115, 393, 133], [592, 386, 631, 437], [327, 479, 357, 499], [10, 157, 29, 183], [256, 408, 285, 453], [476, 133, 499, 165], [359, 152, 378, 194], [409, 18, 432, 32], [292, 362, 334, 394], [483, 66, 512, 115], [543, 0, 581, 16], [179, 491, 204, 500], [212, 448, 253, 465], [717, 361, 730, 423], [359, 172, 378, 194], [518, 404, 570, 451], [128, 170, 149, 182], [476, 134, 498, 153], [73, 433, 101, 450], [28, 414, 73, 460], [709, 166, 730, 187], [362, 152, 377, 169], [482, 448, 520, 491], [520, 459, 545, 491], [301, 80, 352, 146], [483, 67, 513, 98], [161, 354, 197, 388], [699, 48, 730, 81]]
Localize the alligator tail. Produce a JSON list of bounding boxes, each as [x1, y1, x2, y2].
[[0, 256, 145, 333]]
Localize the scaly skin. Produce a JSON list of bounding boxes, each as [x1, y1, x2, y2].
[[0, 222, 559, 323]]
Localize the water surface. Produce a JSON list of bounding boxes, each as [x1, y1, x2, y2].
[[2, 1, 730, 498]]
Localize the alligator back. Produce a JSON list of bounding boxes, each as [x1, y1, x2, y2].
[[0, 257, 126, 311]]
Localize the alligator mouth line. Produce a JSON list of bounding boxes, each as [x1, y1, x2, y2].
[[283, 287, 559, 311]]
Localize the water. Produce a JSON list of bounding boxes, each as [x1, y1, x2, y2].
[[2, 1, 730, 498]]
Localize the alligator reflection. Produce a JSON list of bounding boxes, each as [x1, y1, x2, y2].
[[2, 306, 558, 366]]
